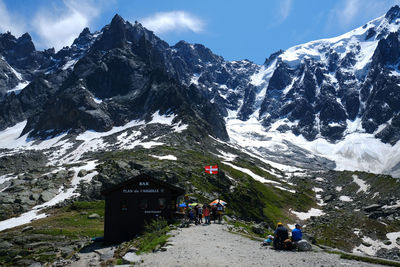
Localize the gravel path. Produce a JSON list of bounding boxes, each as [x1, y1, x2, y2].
[[138, 223, 381, 267]]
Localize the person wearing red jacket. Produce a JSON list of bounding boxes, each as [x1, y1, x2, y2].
[[203, 205, 210, 224]]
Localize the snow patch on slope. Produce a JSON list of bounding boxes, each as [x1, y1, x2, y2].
[[352, 175, 370, 193], [222, 161, 280, 185], [353, 231, 400, 256], [7, 81, 29, 95], [151, 155, 177, 161], [0, 111, 188, 165], [291, 208, 325, 220]]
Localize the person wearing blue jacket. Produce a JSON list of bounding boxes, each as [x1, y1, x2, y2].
[[291, 224, 303, 243]]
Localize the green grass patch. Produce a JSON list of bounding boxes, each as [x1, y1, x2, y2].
[[29, 200, 105, 239], [135, 218, 171, 254]]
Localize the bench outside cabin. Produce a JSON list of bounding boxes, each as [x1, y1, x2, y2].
[[101, 174, 185, 243]]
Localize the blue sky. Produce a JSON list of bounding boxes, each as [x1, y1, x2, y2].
[[1, 0, 399, 64]]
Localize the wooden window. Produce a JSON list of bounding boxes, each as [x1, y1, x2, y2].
[[158, 198, 166, 210]]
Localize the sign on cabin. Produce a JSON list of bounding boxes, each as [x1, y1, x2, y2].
[[101, 174, 185, 243]]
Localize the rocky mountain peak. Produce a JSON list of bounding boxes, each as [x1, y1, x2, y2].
[[385, 5, 400, 22], [15, 32, 35, 54], [0, 31, 17, 51], [72, 27, 92, 46], [92, 14, 131, 50], [110, 13, 125, 26]]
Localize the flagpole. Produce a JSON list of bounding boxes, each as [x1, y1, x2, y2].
[[218, 165, 220, 202]]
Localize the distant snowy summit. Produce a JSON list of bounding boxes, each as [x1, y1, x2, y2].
[[245, 5, 400, 145]]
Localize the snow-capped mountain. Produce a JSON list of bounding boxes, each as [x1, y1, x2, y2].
[[1, 7, 400, 177], [3, 8, 400, 264], [225, 6, 400, 177]]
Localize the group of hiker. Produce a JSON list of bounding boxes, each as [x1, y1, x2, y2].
[[185, 202, 224, 225], [263, 222, 304, 250]]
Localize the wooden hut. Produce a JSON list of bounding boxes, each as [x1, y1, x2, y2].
[[101, 174, 185, 243]]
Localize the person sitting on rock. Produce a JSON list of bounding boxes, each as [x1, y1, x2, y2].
[[273, 222, 289, 250], [291, 223, 302, 245]]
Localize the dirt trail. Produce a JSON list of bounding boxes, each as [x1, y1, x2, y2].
[[138, 222, 381, 267]]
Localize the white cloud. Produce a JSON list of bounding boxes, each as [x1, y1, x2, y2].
[[33, 0, 100, 51], [140, 11, 205, 35], [340, 0, 360, 25], [329, 0, 400, 28], [279, 0, 292, 22], [0, 0, 26, 37]]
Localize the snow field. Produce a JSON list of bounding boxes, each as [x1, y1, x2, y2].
[[291, 208, 325, 220]]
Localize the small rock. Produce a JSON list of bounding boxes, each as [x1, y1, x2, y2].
[[29, 193, 40, 201], [78, 170, 87, 177], [127, 247, 138, 252], [297, 240, 312, 251], [251, 223, 265, 235], [153, 244, 161, 252], [22, 226, 33, 232], [324, 195, 334, 202], [71, 254, 80, 261], [59, 246, 75, 258], [383, 240, 392, 245], [28, 262, 42, 267], [396, 237, 400, 246], [39, 191, 56, 202], [364, 204, 382, 212], [387, 215, 395, 221], [0, 240, 12, 249], [88, 213, 100, 219], [122, 252, 142, 264], [361, 241, 372, 247]]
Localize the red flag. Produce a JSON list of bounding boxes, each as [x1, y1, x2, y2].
[[205, 165, 218, 174]]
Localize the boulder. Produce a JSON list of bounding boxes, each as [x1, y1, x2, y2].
[[324, 195, 334, 202], [383, 240, 392, 245], [368, 211, 384, 219], [361, 241, 372, 247], [123, 252, 142, 264], [22, 226, 33, 232], [78, 170, 87, 177], [88, 213, 100, 219], [29, 193, 40, 201], [97, 248, 114, 261], [28, 262, 42, 267], [0, 240, 12, 249], [297, 240, 312, 251], [39, 191, 56, 202], [251, 223, 265, 235], [59, 246, 75, 258], [363, 204, 382, 212]]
